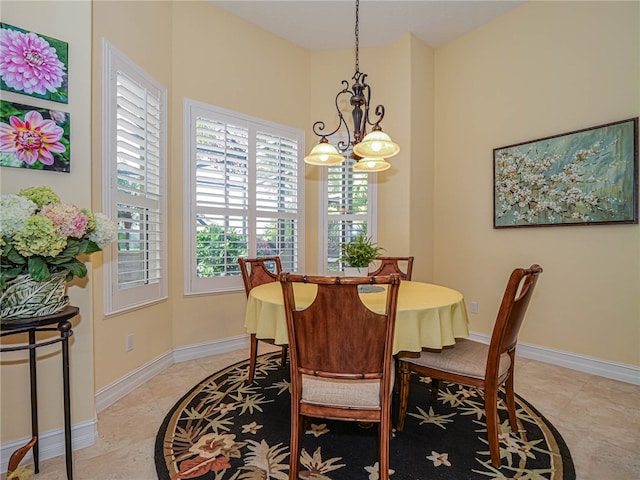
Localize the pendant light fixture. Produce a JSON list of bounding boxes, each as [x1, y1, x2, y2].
[[303, 0, 399, 172]]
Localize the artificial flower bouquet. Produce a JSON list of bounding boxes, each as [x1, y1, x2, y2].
[[0, 186, 116, 289]]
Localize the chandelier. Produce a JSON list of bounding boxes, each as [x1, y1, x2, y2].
[[303, 0, 400, 172]]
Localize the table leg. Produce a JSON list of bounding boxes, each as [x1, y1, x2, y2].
[[28, 329, 39, 474], [60, 321, 73, 480]]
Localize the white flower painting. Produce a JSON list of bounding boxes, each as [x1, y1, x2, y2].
[[494, 118, 638, 227]]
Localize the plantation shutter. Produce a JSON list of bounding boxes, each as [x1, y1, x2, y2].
[[194, 117, 249, 279], [103, 40, 167, 314], [115, 71, 163, 289], [184, 100, 304, 294], [255, 132, 299, 272]]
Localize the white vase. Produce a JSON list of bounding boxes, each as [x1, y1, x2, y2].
[[343, 267, 368, 277]]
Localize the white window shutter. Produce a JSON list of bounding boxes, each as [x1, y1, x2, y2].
[[103, 40, 168, 314], [184, 100, 304, 294]]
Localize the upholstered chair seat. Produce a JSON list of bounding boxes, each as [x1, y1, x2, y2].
[[302, 363, 395, 409], [408, 339, 511, 380]]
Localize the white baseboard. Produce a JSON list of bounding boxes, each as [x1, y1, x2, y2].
[[468, 332, 640, 385], [94, 334, 249, 413], [94, 350, 174, 413], [173, 334, 249, 363], [0, 418, 97, 475]]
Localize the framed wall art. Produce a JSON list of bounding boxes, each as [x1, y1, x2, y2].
[[494, 117, 638, 228], [0, 23, 68, 104], [0, 100, 70, 173]]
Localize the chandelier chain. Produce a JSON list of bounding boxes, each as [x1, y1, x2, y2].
[[355, 0, 360, 74]]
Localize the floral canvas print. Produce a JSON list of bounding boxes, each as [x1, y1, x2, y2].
[[0, 23, 68, 103], [0, 100, 70, 172], [494, 118, 638, 228]]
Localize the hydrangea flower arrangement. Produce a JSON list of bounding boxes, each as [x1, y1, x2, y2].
[[0, 186, 116, 288]]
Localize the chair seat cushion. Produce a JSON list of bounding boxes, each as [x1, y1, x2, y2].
[[301, 363, 395, 409], [301, 376, 380, 408], [402, 338, 511, 380]]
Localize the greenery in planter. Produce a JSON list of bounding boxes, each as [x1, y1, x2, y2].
[[340, 234, 383, 268]]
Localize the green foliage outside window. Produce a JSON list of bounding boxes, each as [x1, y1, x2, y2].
[[196, 225, 246, 277], [196, 219, 296, 277]]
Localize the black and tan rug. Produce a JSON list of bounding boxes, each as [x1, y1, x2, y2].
[[156, 351, 575, 479]]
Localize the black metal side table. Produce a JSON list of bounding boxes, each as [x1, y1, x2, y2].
[[1, 306, 79, 480]]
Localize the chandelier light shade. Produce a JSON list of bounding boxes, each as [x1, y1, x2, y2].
[[353, 157, 391, 172], [352, 129, 400, 159], [303, 139, 345, 166], [305, 0, 400, 172]]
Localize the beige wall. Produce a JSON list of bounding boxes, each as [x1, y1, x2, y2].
[[0, 1, 94, 440], [374, 37, 413, 259], [408, 35, 435, 282], [168, 1, 311, 348], [433, 1, 639, 365], [370, 34, 435, 278], [91, 1, 174, 392]]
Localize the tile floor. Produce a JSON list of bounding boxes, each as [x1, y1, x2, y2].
[[27, 348, 640, 479]]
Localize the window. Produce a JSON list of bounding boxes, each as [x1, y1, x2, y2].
[[184, 100, 305, 294], [102, 40, 168, 314], [319, 151, 378, 275]]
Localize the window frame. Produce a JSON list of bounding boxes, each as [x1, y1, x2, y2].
[[183, 99, 305, 295], [318, 149, 378, 275], [101, 39, 168, 315]]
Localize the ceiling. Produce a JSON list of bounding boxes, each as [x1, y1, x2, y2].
[[209, 0, 526, 50]]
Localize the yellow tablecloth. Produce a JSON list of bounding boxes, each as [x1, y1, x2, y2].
[[244, 280, 469, 355]]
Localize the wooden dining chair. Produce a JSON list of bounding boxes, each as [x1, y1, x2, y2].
[[368, 256, 414, 280], [238, 257, 288, 382], [280, 273, 401, 480], [397, 264, 543, 468]]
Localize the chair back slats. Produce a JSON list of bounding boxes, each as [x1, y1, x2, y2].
[[238, 257, 282, 297], [489, 264, 543, 359], [280, 274, 400, 381], [368, 256, 414, 280]]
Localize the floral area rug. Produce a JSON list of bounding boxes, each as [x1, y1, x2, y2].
[[155, 351, 575, 480]]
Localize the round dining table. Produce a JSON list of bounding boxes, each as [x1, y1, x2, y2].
[[244, 280, 469, 355]]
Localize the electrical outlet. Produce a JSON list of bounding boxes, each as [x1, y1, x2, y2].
[[470, 301, 478, 314], [126, 334, 134, 352]]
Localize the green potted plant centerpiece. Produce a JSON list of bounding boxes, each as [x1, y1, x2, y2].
[[340, 234, 383, 276]]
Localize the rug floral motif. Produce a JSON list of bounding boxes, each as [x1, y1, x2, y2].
[[155, 351, 575, 480]]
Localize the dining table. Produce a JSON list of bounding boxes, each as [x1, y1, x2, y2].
[[244, 280, 469, 355]]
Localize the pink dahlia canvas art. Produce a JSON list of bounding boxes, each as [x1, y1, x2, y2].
[[0, 100, 70, 172], [0, 23, 68, 104]]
